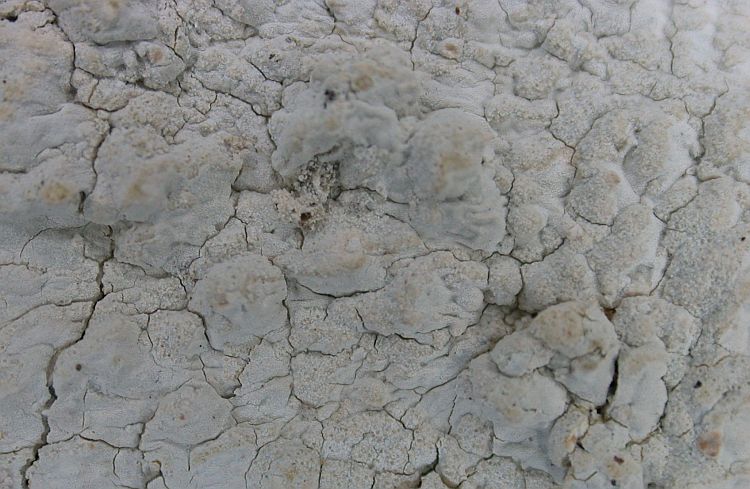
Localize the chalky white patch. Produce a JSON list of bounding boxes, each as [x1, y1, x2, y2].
[[1, 1, 749, 488]]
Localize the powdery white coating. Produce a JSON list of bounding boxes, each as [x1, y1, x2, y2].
[[350, 251, 487, 342], [490, 300, 619, 411], [609, 342, 669, 441], [1, 0, 749, 488], [453, 354, 569, 477], [275, 204, 426, 296], [189, 253, 288, 355]]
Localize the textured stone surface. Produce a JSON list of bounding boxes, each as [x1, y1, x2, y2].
[[1, 0, 749, 488]]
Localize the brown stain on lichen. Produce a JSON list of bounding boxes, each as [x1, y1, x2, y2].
[[439, 150, 472, 171], [352, 62, 388, 79], [223, 135, 250, 152], [352, 74, 373, 91], [564, 433, 578, 451], [604, 454, 629, 480], [558, 316, 583, 343], [125, 161, 175, 202], [324, 115, 340, 131], [578, 355, 602, 371], [213, 291, 229, 307], [433, 135, 474, 192], [41, 182, 73, 204], [604, 172, 621, 186], [333, 251, 368, 272], [443, 42, 460, 58], [147, 47, 164, 64], [697, 431, 722, 458], [1, 78, 26, 101], [0, 103, 14, 120], [126, 182, 146, 201]]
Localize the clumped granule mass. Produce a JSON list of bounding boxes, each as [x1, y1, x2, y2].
[[1, 0, 749, 488]]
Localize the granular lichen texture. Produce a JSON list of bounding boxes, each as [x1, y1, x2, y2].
[[1, 1, 749, 488]]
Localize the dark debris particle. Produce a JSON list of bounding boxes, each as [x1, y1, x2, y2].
[[741, 236, 746, 241], [455, 6, 460, 14], [613, 455, 624, 464], [611, 480, 617, 486], [75, 364, 82, 371], [694, 380, 702, 388], [324, 89, 336, 102]]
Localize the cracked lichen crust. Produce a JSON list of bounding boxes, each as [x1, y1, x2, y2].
[[1, 0, 749, 488]]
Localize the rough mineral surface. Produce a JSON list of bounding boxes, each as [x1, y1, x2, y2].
[[1, 1, 749, 488]]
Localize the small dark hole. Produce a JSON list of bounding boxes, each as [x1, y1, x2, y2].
[[300, 212, 311, 223], [75, 364, 82, 371], [604, 308, 616, 320], [2, 80, 6, 84], [611, 480, 617, 486], [324, 89, 336, 102], [613, 455, 624, 464], [78, 191, 86, 213], [741, 236, 746, 241], [269, 53, 275, 59], [6, 14, 17, 22], [694, 380, 702, 388], [455, 6, 460, 14]]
